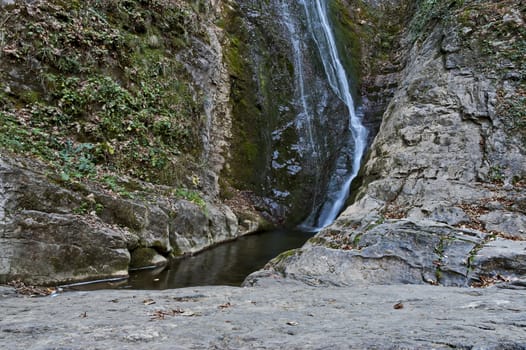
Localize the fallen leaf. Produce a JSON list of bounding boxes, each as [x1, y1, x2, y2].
[[218, 302, 232, 309], [150, 310, 166, 320], [7, 280, 56, 297], [393, 302, 404, 310], [143, 298, 156, 305], [149, 308, 198, 320]]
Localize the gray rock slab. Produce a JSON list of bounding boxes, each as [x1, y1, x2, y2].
[[0, 210, 130, 285], [271, 220, 489, 287], [479, 211, 526, 239], [1, 284, 525, 349], [471, 239, 526, 280]]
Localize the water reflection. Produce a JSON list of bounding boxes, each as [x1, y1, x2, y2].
[[124, 229, 312, 289]]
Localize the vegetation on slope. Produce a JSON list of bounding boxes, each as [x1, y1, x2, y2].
[[0, 0, 209, 188]]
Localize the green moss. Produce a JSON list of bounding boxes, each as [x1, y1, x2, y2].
[[269, 248, 303, 272], [352, 233, 363, 247], [328, 0, 363, 94], [365, 216, 385, 231], [242, 141, 259, 163], [221, 3, 284, 192], [308, 236, 329, 246], [174, 188, 206, 209], [409, 0, 464, 40], [448, 1, 526, 146]]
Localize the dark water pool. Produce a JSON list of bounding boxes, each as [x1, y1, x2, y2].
[[68, 229, 313, 290]]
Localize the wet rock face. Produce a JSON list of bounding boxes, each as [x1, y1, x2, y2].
[[0, 156, 241, 285], [224, 0, 360, 225], [260, 0, 526, 288]]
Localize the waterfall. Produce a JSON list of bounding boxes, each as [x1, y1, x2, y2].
[[232, 0, 367, 228], [299, 0, 368, 230], [280, 1, 316, 154]]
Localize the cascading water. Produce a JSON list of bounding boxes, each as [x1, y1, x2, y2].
[[229, 0, 368, 229], [69, 0, 371, 290], [299, 0, 368, 230]]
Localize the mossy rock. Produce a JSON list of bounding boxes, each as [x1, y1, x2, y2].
[[129, 247, 168, 270]]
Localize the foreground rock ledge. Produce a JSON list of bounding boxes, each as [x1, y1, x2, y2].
[[1, 282, 525, 349]]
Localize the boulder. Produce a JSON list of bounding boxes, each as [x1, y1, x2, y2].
[[258, 220, 485, 287], [471, 239, 526, 282], [0, 211, 129, 285], [129, 247, 168, 269], [169, 200, 238, 255], [479, 211, 526, 240]]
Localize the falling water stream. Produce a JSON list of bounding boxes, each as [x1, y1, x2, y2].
[[71, 0, 368, 290], [300, 0, 368, 230]]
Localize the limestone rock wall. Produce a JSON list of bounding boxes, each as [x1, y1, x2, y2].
[[0, 156, 241, 285], [255, 0, 526, 288], [0, 0, 265, 285]]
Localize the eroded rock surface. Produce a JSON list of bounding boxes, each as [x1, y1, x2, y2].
[[0, 156, 245, 284], [1, 283, 526, 349]]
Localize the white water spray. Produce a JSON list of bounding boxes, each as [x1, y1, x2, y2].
[[280, 1, 316, 153]]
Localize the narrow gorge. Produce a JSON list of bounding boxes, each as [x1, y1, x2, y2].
[[1, 0, 526, 348], [0, 0, 379, 285], [0, 0, 524, 289]]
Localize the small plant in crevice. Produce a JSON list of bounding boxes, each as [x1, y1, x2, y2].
[[488, 165, 504, 184], [100, 175, 133, 198], [433, 236, 446, 285], [432, 235, 457, 285], [175, 188, 206, 209], [365, 216, 385, 231], [352, 233, 363, 249], [73, 200, 104, 216], [58, 140, 96, 181]]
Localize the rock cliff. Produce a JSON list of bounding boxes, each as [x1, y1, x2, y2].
[[0, 0, 265, 284], [250, 0, 526, 288]]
